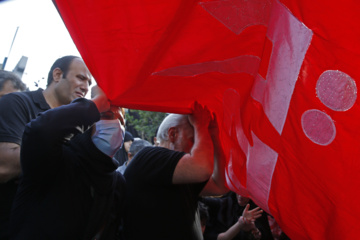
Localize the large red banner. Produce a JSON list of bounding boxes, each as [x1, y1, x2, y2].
[[53, 0, 360, 238]]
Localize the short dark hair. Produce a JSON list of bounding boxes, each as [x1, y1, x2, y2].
[[0, 70, 26, 91], [129, 139, 152, 157], [47, 55, 80, 86]]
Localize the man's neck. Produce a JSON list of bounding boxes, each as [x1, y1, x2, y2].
[[160, 141, 173, 150], [42, 87, 60, 109]]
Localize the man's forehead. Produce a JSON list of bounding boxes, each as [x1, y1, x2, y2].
[[179, 121, 194, 134], [71, 59, 90, 72], [70, 59, 92, 80]]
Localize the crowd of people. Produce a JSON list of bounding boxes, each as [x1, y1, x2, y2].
[[0, 56, 289, 240]]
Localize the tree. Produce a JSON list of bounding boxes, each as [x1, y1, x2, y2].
[[126, 109, 167, 143]]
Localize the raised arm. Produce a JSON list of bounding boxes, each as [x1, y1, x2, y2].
[[21, 87, 109, 180], [201, 114, 229, 196], [172, 102, 214, 184]]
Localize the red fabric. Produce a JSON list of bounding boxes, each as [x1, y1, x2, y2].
[[53, 0, 360, 239]]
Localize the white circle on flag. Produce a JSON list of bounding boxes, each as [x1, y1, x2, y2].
[[316, 70, 357, 111], [301, 109, 336, 146]]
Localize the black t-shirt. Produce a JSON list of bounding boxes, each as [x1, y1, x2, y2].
[[0, 89, 50, 240], [0, 89, 50, 144], [123, 146, 206, 240]]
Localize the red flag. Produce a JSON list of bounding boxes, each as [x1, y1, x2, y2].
[[53, 0, 360, 238]]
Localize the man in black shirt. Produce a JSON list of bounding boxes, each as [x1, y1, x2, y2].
[[9, 86, 126, 239], [124, 103, 229, 240], [0, 55, 92, 239]]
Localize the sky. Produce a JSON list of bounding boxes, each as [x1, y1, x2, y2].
[[0, 0, 82, 91]]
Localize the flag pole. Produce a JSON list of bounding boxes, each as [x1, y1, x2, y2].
[[2, 26, 19, 70]]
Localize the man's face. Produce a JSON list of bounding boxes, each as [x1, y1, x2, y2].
[[0, 80, 20, 98], [124, 140, 132, 153], [174, 121, 194, 153], [55, 58, 92, 104]]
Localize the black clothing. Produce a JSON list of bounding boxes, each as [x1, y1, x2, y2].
[[0, 89, 50, 240], [113, 131, 133, 165], [123, 146, 206, 240], [9, 98, 125, 240], [114, 146, 128, 165], [0, 89, 49, 144]]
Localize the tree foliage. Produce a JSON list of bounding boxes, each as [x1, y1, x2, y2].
[[126, 109, 167, 143]]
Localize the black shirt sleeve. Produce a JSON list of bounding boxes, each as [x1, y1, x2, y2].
[[20, 98, 100, 181], [0, 93, 33, 144], [124, 146, 185, 185]]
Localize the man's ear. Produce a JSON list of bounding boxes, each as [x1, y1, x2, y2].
[[52, 68, 63, 83], [168, 127, 177, 143]]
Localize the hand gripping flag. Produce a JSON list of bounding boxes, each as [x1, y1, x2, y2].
[[53, 0, 360, 239]]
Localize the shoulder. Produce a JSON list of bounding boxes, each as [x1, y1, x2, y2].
[[0, 89, 43, 107], [135, 146, 185, 160], [124, 146, 185, 180], [0, 91, 33, 118], [116, 162, 127, 174], [131, 146, 185, 167], [0, 91, 28, 104], [0, 89, 49, 121]]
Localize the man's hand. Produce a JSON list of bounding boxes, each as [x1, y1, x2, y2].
[[188, 101, 212, 129], [242, 204, 263, 222], [208, 113, 219, 138], [91, 85, 110, 113], [238, 204, 263, 231], [100, 106, 126, 127]]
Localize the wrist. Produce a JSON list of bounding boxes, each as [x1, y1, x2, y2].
[[238, 216, 246, 225]]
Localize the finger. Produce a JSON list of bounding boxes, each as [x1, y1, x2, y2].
[[251, 212, 262, 216], [212, 112, 216, 120], [245, 204, 250, 212], [249, 207, 262, 214], [253, 212, 263, 217], [193, 101, 202, 110], [251, 207, 261, 211], [118, 107, 126, 126]]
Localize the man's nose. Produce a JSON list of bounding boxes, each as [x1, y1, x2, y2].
[[80, 82, 89, 95]]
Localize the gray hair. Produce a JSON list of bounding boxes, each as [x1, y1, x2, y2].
[[0, 70, 26, 91], [156, 114, 188, 144], [129, 139, 152, 157]]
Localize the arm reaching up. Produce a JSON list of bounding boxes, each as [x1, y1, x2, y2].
[[201, 114, 229, 196], [91, 85, 110, 113], [172, 102, 214, 184]]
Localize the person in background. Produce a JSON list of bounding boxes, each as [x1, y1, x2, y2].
[[236, 194, 273, 240], [0, 55, 91, 240], [9, 86, 126, 239], [114, 131, 134, 165], [117, 138, 152, 175], [201, 192, 272, 240], [0, 70, 26, 98]]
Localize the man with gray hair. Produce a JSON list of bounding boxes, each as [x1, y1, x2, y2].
[[0, 70, 26, 98], [123, 102, 228, 240]]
